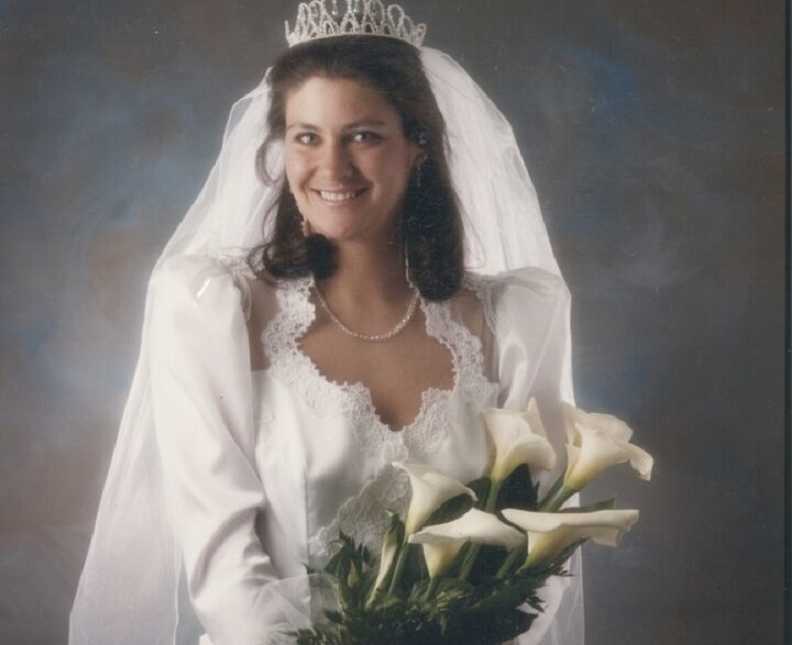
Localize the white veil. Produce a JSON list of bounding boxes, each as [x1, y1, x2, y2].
[[69, 42, 583, 645]]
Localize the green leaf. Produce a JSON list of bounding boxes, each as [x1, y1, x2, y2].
[[496, 465, 539, 511], [384, 510, 405, 538], [397, 542, 426, 593], [466, 477, 492, 505], [324, 610, 344, 624], [424, 489, 477, 527], [298, 517, 580, 645], [466, 543, 512, 583]]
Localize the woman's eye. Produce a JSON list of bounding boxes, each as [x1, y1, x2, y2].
[[294, 132, 317, 145], [350, 131, 382, 144]]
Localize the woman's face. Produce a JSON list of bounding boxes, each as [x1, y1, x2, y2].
[[284, 75, 422, 244]]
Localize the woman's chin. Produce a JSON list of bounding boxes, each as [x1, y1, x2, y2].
[[308, 212, 382, 243], [314, 226, 372, 244]]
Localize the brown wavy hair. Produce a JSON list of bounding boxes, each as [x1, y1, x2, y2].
[[247, 35, 464, 301]]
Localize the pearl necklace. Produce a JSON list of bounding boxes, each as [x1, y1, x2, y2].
[[313, 283, 421, 342]]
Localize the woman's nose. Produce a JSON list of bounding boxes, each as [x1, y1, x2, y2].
[[318, 140, 355, 180]]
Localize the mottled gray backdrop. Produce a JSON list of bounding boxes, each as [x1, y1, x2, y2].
[[0, 1, 786, 644]]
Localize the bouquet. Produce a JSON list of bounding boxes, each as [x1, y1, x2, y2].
[[292, 399, 654, 645]]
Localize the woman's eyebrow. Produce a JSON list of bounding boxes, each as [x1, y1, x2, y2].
[[285, 122, 318, 132], [342, 119, 387, 130], [285, 119, 387, 132]]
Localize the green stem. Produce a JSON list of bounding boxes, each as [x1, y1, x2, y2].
[[495, 547, 523, 579], [484, 478, 502, 513], [537, 474, 564, 509], [423, 576, 440, 602], [364, 589, 379, 609], [386, 541, 410, 597], [539, 482, 577, 512], [365, 575, 387, 609], [458, 478, 503, 581]]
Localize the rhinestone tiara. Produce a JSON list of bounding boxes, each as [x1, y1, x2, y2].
[[285, 0, 427, 48]]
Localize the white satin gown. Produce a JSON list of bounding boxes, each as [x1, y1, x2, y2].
[[148, 255, 583, 645]]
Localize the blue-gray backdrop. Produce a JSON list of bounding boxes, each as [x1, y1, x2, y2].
[[0, 1, 786, 644]]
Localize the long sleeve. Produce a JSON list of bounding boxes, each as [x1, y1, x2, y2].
[[490, 267, 574, 471], [486, 266, 585, 645], [148, 255, 310, 645]]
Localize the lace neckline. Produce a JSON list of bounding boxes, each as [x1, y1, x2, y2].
[[262, 274, 460, 436], [256, 272, 500, 565]]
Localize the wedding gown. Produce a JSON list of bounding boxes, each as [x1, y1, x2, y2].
[[148, 253, 582, 645]]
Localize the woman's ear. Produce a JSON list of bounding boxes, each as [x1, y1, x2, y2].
[[411, 149, 428, 171], [408, 130, 428, 169]]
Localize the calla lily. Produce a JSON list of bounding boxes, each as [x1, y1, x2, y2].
[[371, 512, 403, 594], [412, 540, 466, 580], [483, 399, 557, 482], [561, 403, 654, 492], [393, 462, 477, 535], [409, 508, 526, 578], [502, 508, 640, 567]]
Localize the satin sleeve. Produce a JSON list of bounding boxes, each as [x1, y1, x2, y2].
[[485, 266, 585, 645], [487, 266, 573, 469], [148, 255, 310, 645]]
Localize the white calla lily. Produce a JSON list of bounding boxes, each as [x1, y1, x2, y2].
[[483, 399, 557, 482], [409, 508, 526, 577], [502, 508, 640, 567], [561, 403, 654, 491], [393, 462, 477, 535], [372, 514, 402, 593], [413, 540, 466, 580]]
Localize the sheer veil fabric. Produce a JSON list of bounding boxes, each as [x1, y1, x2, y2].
[[69, 44, 584, 645]]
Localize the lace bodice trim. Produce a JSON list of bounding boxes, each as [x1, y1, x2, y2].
[[258, 273, 499, 564]]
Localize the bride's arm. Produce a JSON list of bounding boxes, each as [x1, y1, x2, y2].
[[148, 255, 308, 645], [488, 267, 585, 645]]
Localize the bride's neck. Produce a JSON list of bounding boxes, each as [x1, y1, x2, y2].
[[318, 239, 411, 308]]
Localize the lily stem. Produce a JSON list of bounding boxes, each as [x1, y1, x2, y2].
[[539, 481, 576, 512], [365, 577, 387, 609], [423, 576, 440, 602], [458, 478, 503, 581], [385, 541, 410, 597], [484, 479, 502, 513], [537, 474, 563, 510], [495, 547, 523, 579]]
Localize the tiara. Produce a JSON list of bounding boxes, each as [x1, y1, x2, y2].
[[285, 0, 427, 48]]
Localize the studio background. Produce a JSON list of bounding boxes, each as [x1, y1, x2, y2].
[[0, 2, 785, 644]]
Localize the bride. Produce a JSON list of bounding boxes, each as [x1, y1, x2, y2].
[[69, 2, 584, 644]]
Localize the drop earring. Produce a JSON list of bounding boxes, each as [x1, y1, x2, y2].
[[294, 201, 311, 237], [414, 153, 428, 189], [403, 233, 415, 288]]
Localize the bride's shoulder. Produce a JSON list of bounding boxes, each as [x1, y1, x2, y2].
[[446, 266, 568, 341], [151, 254, 265, 320], [153, 253, 251, 286], [462, 265, 568, 308]]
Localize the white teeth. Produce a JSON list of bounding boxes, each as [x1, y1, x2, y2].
[[318, 190, 362, 203]]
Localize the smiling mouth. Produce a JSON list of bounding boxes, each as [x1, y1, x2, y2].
[[313, 188, 368, 204]]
